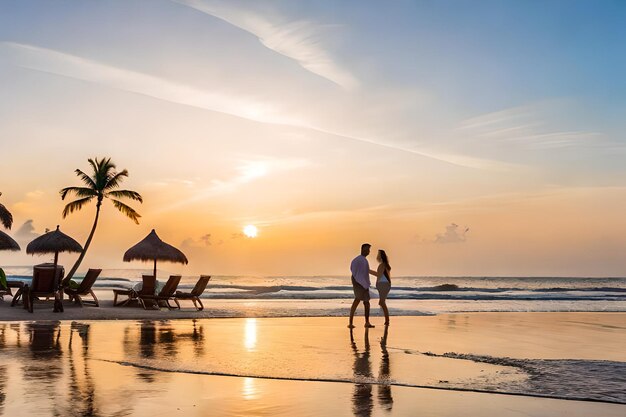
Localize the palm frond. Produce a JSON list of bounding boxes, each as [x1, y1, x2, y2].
[[87, 158, 99, 177], [62, 197, 94, 218], [0, 203, 13, 230], [74, 168, 97, 189], [106, 189, 143, 203], [60, 186, 98, 200], [104, 169, 129, 190], [111, 199, 141, 224], [90, 157, 116, 190]]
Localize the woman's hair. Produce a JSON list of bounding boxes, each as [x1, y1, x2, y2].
[[378, 249, 391, 271]]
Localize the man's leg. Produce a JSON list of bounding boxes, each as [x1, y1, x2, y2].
[[349, 299, 360, 328], [364, 301, 374, 327]]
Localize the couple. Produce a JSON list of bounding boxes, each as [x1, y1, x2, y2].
[[349, 243, 391, 328]]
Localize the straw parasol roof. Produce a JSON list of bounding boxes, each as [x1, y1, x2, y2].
[[26, 225, 83, 276], [26, 225, 83, 256], [123, 229, 188, 279], [0, 230, 20, 251]]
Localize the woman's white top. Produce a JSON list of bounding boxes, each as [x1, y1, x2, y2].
[[377, 274, 390, 285]]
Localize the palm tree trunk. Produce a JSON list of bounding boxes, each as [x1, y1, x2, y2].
[[63, 202, 101, 286]]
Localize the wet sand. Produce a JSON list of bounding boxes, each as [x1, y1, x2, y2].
[[0, 314, 624, 416]]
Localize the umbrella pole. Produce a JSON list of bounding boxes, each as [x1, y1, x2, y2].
[[153, 258, 157, 280]]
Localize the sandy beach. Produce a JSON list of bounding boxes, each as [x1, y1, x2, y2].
[[0, 312, 624, 416]]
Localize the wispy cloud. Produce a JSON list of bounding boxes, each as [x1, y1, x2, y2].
[[2, 41, 300, 126], [2, 41, 513, 171], [459, 106, 533, 130], [302, 124, 521, 171], [155, 157, 311, 212], [209, 158, 310, 194], [459, 105, 605, 150], [12, 189, 46, 217], [172, 0, 358, 90], [238, 204, 395, 227]]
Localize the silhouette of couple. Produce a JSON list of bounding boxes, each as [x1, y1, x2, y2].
[[349, 243, 391, 328]]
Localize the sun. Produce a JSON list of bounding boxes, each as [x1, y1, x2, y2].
[[243, 225, 258, 238]]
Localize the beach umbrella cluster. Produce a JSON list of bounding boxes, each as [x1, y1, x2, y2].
[[5, 226, 187, 281], [123, 229, 188, 280]]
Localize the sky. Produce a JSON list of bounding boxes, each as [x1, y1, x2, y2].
[[1, 0, 626, 277]]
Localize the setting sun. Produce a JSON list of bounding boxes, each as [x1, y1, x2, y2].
[[243, 225, 258, 238]]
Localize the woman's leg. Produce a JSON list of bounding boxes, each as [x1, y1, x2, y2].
[[379, 296, 390, 325]]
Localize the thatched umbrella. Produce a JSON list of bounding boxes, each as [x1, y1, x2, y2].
[[123, 229, 188, 280], [26, 225, 83, 271], [0, 230, 20, 252], [0, 231, 20, 288]]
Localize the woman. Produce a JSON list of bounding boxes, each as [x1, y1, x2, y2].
[[374, 249, 392, 326]]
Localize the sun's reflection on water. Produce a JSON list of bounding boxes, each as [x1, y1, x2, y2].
[[242, 377, 258, 400], [244, 318, 257, 351]]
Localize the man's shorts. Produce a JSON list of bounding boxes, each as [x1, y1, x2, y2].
[[352, 277, 370, 301]]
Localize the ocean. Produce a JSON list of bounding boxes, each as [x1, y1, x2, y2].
[[5, 267, 626, 315]]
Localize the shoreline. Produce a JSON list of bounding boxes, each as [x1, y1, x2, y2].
[[101, 357, 625, 405]]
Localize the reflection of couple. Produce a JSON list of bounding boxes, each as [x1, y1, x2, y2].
[[349, 243, 391, 328], [350, 326, 393, 417]]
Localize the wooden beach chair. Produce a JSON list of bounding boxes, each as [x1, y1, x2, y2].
[[0, 269, 22, 303], [24, 264, 64, 313], [9, 281, 25, 306], [174, 275, 211, 311], [138, 275, 181, 310], [63, 268, 102, 307], [0, 282, 9, 300], [113, 274, 154, 307]]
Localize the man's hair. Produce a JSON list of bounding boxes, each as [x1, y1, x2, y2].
[[361, 243, 371, 251]]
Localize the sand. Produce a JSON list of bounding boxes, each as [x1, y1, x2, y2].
[[0, 313, 624, 416]]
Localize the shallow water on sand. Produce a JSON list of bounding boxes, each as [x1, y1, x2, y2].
[[0, 314, 624, 416]]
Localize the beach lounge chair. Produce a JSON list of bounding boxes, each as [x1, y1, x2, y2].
[[0, 269, 23, 305], [174, 275, 211, 311], [63, 268, 102, 307], [113, 274, 154, 307], [138, 275, 181, 310], [0, 282, 8, 300], [24, 263, 64, 313]]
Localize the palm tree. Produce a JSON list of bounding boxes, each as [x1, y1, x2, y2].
[[0, 192, 13, 230], [60, 157, 142, 284]]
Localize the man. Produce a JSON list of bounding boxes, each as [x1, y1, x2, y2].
[[349, 243, 376, 328]]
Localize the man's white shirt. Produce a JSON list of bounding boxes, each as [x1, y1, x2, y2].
[[350, 255, 370, 289]]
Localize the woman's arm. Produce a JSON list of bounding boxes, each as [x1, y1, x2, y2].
[[376, 264, 386, 278]]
